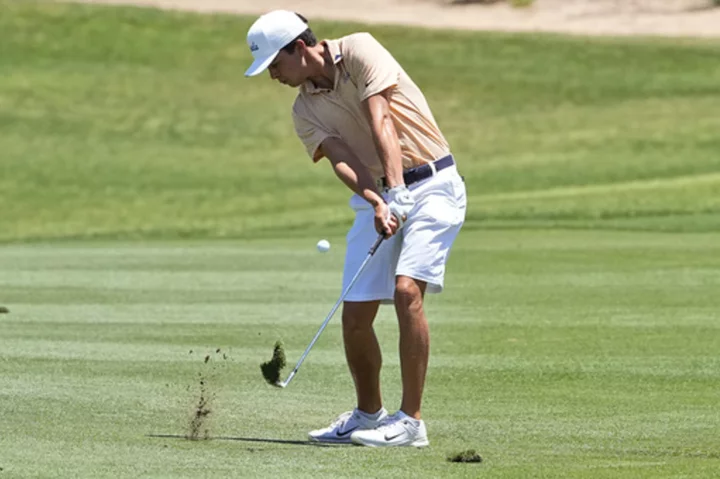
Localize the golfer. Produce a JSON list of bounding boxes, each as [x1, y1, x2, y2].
[[245, 10, 466, 447]]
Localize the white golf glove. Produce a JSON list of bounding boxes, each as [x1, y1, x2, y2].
[[387, 185, 415, 228]]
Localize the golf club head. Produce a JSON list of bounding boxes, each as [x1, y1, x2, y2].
[[273, 370, 296, 389]]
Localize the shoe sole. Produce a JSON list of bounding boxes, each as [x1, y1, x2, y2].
[[351, 437, 430, 448], [308, 435, 353, 444], [308, 423, 383, 445], [308, 436, 352, 444]]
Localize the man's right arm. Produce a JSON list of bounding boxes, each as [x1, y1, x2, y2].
[[320, 137, 397, 236], [321, 137, 382, 207]]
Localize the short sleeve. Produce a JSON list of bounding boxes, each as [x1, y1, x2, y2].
[[344, 33, 401, 102], [292, 103, 336, 163]]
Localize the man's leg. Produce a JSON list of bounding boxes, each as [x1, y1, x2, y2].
[[307, 299, 389, 444], [308, 197, 398, 444], [349, 275, 431, 448], [342, 300, 383, 414], [394, 276, 428, 420]]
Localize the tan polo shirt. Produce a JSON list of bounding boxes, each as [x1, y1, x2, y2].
[[292, 33, 451, 181]]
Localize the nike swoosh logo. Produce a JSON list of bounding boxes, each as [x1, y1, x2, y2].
[[384, 432, 404, 441], [335, 426, 359, 437]]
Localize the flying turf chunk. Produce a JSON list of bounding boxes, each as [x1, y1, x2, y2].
[[260, 341, 286, 385]]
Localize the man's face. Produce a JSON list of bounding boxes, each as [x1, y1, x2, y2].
[[267, 43, 306, 88]]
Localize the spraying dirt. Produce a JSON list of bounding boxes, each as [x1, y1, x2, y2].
[[187, 372, 213, 440], [186, 348, 229, 440]]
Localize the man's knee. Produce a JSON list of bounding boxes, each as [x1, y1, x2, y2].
[[342, 301, 379, 333], [394, 276, 426, 313]]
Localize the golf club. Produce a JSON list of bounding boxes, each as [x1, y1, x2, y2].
[[264, 232, 385, 388]]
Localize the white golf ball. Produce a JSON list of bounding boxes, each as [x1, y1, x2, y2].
[[316, 239, 330, 253]]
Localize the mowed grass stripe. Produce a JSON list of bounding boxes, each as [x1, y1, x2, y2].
[[3, 339, 720, 384], [475, 172, 720, 201], [468, 175, 720, 221], [3, 303, 720, 326]]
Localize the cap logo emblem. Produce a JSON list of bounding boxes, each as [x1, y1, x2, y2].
[[250, 42, 259, 52]]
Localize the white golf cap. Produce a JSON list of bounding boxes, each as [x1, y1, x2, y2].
[[245, 10, 308, 77]]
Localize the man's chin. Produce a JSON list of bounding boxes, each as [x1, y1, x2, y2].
[[279, 78, 302, 88]]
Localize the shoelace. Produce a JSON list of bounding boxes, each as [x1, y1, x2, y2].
[[329, 411, 354, 428], [375, 414, 403, 432]]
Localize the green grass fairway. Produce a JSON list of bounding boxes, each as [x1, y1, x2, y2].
[[2, 230, 720, 478]]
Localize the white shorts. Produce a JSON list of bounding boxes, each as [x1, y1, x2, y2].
[[342, 164, 467, 303]]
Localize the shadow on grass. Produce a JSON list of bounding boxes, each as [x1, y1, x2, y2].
[[147, 433, 336, 448]]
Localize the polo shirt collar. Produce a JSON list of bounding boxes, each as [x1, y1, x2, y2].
[[302, 39, 343, 95]]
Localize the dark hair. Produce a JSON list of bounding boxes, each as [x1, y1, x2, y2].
[[281, 13, 317, 54]]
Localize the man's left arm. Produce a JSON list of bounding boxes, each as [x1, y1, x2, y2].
[[346, 33, 416, 227], [363, 89, 415, 226], [363, 90, 403, 189]]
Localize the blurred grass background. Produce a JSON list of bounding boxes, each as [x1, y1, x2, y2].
[[2, 1, 720, 242]]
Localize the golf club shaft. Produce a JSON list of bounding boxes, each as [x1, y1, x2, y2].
[[280, 233, 385, 387]]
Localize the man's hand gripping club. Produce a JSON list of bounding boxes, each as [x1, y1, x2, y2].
[[388, 184, 415, 226], [374, 184, 415, 238]]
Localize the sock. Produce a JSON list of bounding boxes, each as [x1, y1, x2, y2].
[[357, 408, 384, 420], [398, 410, 421, 426]]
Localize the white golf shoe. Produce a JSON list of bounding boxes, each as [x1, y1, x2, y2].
[[308, 408, 388, 444], [351, 411, 429, 448]]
